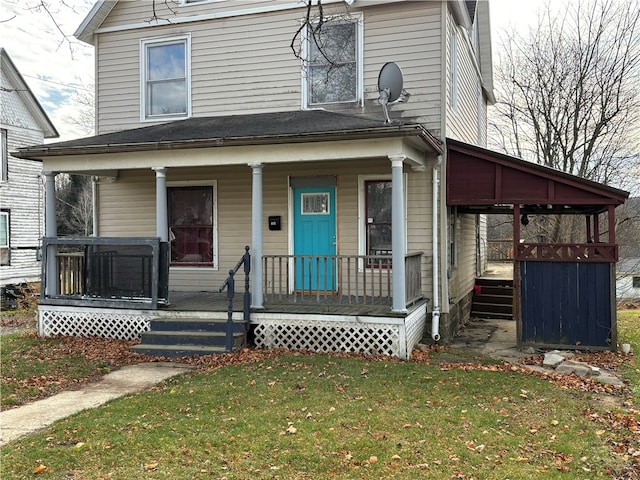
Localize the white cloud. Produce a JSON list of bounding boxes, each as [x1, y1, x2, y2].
[[0, 0, 95, 141]]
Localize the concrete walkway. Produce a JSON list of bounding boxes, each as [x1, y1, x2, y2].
[[449, 317, 528, 362], [0, 362, 193, 446]]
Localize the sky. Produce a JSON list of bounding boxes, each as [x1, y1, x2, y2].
[[0, 0, 546, 142]]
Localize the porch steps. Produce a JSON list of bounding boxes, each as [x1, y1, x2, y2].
[[131, 317, 246, 357], [471, 278, 514, 320]]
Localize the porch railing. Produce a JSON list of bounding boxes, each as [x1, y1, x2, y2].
[[515, 243, 618, 263], [41, 237, 169, 309], [263, 252, 423, 307], [487, 240, 514, 261]]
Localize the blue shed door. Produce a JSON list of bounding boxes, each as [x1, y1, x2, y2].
[[520, 262, 613, 348], [293, 186, 336, 291]]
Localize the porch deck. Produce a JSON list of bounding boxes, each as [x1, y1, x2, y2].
[[165, 291, 411, 317]]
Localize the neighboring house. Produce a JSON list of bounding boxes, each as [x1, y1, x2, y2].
[[14, 0, 628, 356], [0, 48, 58, 304], [617, 259, 640, 302]]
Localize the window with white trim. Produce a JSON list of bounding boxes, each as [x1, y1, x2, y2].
[[303, 15, 362, 107], [1, 129, 7, 182], [0, 211, 9, 266], [633, 276, 640, 288], [448, 207, 458, 268], [141, 35, 191, 121], [359, 176, 404, 268], [168, 184, 216, 267]]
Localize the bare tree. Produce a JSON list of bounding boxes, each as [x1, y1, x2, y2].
[[65, 81, 95, 135], [289, 1, 358, 106], [490, 0, 640, 192], [56, 174, 93, 236], [490, 0, 640, 242]]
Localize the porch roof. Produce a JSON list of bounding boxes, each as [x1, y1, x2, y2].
[[13, 110, 442, 160], [446, 138, 629, 215]]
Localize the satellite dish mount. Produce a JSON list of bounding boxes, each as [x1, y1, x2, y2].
[[377, 62, 410, 123]]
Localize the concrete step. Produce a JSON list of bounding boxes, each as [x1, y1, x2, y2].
[[471, 310, 514, 320], [471, 302, 513, 315], [139, 330, 244, 347], [131, 343, 230, 358], [475, 285, 514, 296], [475, 278, 514, 288], [473, 293, 513, 305], [149, 317, 245, 333]]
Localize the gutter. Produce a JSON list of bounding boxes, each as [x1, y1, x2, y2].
[[13, 125, 443, 160]]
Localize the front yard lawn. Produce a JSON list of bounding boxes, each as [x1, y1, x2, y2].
[[0, 310, 638, 479]]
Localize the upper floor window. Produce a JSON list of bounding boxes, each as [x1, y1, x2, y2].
[[1, 129, 7, 181], [450, 28, 459, 111], [303, 15, 362, 107], [140, 35, 191, 121]]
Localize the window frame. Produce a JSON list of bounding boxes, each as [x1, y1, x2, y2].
[[450, 26, 459, 111], [301, 13, 364, 109], [140, 34, 192, 122], [0, 210, 9, 266], [632, 276, 640, 289], [167, 181, 218, 270], [358, 174, 407, 270], [0, 211, 9, 248], [1, 129, 7, 182], [448, 206, 458, 268]]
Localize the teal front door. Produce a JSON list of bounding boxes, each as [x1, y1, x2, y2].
[[293, 186, 337, 291]]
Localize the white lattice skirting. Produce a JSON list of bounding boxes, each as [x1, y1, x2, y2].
[[39, 305, 152, 340], [253, 303, 427, 360]]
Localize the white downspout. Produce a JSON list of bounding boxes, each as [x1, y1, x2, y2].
[[431, 155, 443, 341], [91, 177, 98, 237]]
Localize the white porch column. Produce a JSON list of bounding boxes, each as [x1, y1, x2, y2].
[[390, 155, 407, 313], [43, 171, 58, 296], [250, 163, 264, 308], [153, 167, 169, 241]]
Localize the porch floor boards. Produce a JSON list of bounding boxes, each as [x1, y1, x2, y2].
[[165, 291, 409, 317]]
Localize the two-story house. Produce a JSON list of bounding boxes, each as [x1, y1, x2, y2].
[[0, 48, 58, 306], [14, 0, 628, 356]]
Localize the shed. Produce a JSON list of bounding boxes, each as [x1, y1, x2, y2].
[[446, 138, 629, 350]]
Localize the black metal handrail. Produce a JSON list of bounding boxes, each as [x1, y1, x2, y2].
[[218, 246, 251, 351]]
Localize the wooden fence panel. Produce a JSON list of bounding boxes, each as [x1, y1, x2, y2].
[[520, 261, 613, 349]]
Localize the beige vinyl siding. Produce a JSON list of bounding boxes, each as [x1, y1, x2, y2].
[[95, 1, 444, 134], [362, 2, 442, 129], [95, 157, 434, 294], [97, 169, 157, 236], [448, 212, 476, 302], [445, 9, 485, 144]]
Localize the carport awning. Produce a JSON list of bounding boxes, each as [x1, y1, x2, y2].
[[446, 138, 629, 214]]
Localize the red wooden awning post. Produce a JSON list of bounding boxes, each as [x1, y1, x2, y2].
[[608, 205, 616, 244]]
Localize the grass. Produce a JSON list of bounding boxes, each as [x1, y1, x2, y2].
[[0, 310, 638, 479], [618, 309, 640, 404], [1, 353, 635, 479], [0, 334, 113, 408]]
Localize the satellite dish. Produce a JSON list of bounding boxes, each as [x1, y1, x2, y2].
[[378, 62, 404, 103], [377, 62, 409, 123]]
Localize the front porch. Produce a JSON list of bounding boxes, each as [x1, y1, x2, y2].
[[39, 291, 428, 360], [38, 239, 429, 360]]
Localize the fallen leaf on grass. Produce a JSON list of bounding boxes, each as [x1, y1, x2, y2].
[[33, 464, 48, 474]]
